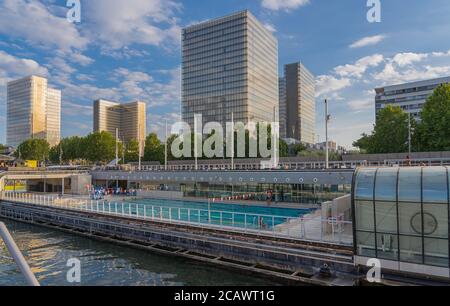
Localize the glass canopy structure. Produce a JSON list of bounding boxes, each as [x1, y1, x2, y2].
[[353, 167, 450, 278]]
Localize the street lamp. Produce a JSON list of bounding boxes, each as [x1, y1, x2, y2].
[[325, 99, 331, 169]]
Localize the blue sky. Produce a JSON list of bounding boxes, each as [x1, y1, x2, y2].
[[1, 0, 450, 148]]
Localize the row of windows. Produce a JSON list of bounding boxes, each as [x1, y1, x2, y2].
[[184, 13, 247, 38], [183, 31, 247, 56], [183, 36, 247, 63], [183, 65, 247, 83], [183, 49, 247, 72]]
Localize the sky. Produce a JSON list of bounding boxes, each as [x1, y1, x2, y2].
[[0, 0, 450, 148]]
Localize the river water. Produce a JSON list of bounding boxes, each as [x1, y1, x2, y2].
[[0, 218, 280, 286]]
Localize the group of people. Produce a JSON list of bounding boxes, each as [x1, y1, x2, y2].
[[90, 186, 138, 200]]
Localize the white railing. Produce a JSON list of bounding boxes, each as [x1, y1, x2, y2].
[[1, 192, 353, 245], [0, 221, 40, 286]]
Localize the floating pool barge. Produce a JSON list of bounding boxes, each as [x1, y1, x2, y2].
[[0, 200, 357, 286]]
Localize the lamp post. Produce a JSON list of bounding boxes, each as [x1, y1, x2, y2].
[[165, 119, 168, 171], [408, 112, 412, 156], [325, 99, 331, 169]]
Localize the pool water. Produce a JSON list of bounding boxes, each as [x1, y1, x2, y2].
[[102, 198, 316, 230]]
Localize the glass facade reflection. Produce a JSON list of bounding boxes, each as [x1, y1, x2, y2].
[[284, 63, 316, 144], [93, 99, 146, 146], [182, 10, 279, 128], [7, 75, 61, 148], [353, 167, 450, 269]]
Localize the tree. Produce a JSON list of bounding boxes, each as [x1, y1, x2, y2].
[[16, 139, 50, 162], [144, 133, 164, 163], [353, 105, 410, 154], [416, 84, 450, 151], [352, 133, 372, 154], [84, 131, 116, 163], [125, 139, 140, 163], [292, 143, 307, 156], [49, 136, 88, 164]]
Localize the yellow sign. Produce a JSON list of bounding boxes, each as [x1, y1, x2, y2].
[[26, 160, 38, 168], [4, 180, 27, 192]]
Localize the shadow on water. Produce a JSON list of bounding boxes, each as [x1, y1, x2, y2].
[[0, 218, 282, 286]]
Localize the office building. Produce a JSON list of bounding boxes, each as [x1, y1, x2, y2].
[[6, 75, 61, 148], [282, 63, 315, 144], [182, 10, 279, 128], [93, 100, 146, 146], [279, 77, 287, 139], [375, 76, 450, 120]]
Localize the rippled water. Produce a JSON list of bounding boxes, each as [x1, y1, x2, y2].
[[0, 218, 281, 286]]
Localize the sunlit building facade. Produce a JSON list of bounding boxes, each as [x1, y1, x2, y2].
[[279, 77, 287, 139], [283, 63, 315, 144], [93, 100, 146, 146], [182, 10, 279, 128], [6, 75, 61, 148]]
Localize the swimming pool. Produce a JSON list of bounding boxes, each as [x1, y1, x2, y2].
[[110, 198, 316, 230]]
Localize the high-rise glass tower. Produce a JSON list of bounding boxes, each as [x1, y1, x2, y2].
[[278, 77, 287, 139], [93, 100, 146, 146], [182, 10, 279, 128], [283, 63, 315, 144], [6, 75, 61, 148]]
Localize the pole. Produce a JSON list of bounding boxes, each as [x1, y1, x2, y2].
[[138, 123, 142, 171], [115, 128, 119, 166], [122, 137, 125, 165], [59, 143, 63, 166], [165, 119, 168, 171], [325, 99, 329, 169], [408, 113, 412, 156], [231, 112, 234, 170]]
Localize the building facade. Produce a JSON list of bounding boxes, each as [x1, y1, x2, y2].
[[279, 77, 287, 139], [6, 75, 61, 148], [182, 10, 279, 129], [282, 63, 315, 144], [375, 76, 450, 120], [93, 100, 146, 146]]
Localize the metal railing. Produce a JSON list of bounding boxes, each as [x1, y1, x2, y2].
[[1, 192, 353, 245], [0, 221, 40, 286]]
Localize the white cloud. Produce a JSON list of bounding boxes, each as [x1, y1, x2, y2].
[[261, 0, 310, 11], [263, 23, 277, 33], [392, 52, 428, 67], [84, 0, 182, 49], [350, 35, 386, 48], [334, 54, 384, 78], [347, 99, 373, 111], [316, 75, 351, 97], [0, 50, 48, 85], [0, 0, 88, 52]]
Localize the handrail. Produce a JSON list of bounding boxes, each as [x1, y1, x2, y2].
[[0, 222, 40, 286]]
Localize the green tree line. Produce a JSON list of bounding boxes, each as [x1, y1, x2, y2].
[[14, 125, 291, 164], [354, 84, 450, 154]]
